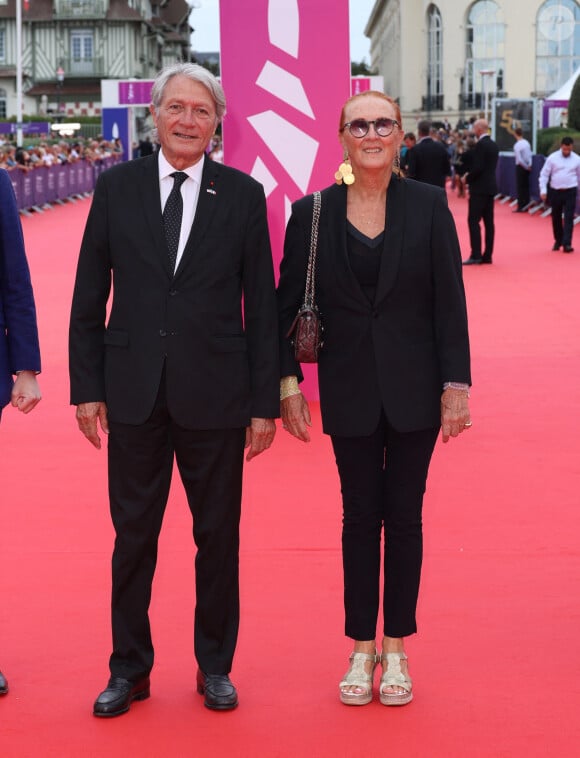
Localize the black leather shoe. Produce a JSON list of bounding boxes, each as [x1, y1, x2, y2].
[[563, 245, 574, 252], [552, 243, 562, 251], [480, 257, 493, 264], [93, 676, 150, 717], [512, 208, 526, 213], [463, 257, 482, 265], [0, 670, 8, 695], [196, 669, 238, 710]]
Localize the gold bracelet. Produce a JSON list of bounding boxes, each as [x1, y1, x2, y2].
[[280, 376, 300, 401]]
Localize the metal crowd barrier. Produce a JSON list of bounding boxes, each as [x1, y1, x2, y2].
[[8, 156, 120, 214]]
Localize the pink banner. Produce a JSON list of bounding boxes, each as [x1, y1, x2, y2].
[[118, 81, 153, 105], [351, 77, 371, 94], [219, 0, 350, 397], [219, 0, 350, 264]]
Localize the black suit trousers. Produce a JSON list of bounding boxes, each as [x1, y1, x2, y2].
[[107, 374, 245, 681], [515, 165, 530, 210], [331, 413, 439, 640], [468, 193, 495, 259], [549, 187, 577, 247]]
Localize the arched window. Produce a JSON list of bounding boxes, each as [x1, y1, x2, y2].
[[425, 5, 443, 111], [536, 0, 580, 97], [463, 1, 505, 111]]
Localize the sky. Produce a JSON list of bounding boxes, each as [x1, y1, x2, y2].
[[187, 0, 375, 63]]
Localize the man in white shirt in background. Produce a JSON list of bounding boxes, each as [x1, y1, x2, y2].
[[539, 136, 580, 253], [513, 127, 532, 213]]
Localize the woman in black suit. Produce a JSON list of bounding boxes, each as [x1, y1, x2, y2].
[[277, 91, 471, 707]]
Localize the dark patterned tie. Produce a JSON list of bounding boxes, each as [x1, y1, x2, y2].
[[163, 171, 188, 271]]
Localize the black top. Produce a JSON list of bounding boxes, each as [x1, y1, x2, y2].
[[347, 221, 384, 303]]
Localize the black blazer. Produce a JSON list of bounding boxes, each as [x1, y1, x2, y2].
[[69, 154, 279, 428], [406, 138, 451, 188], [467, 135, 499, 195], [277, 177, 471, 436]]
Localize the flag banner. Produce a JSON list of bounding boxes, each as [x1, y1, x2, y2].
[[219, 0, 350, 398]]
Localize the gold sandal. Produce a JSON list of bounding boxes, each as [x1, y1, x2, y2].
[[339, 651, 378, 706], [379, 652, 413, 706]]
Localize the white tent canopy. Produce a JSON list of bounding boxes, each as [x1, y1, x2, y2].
[[543, 66, 580, 126], [546, 66, 580, 102]]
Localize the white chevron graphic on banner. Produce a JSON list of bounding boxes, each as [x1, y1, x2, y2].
[[256, 61, 315, 119], [268, 0, 299, 57], [284, 194, 292, 226], [250, 155, 278, 198], [247, 110, 319, 193]]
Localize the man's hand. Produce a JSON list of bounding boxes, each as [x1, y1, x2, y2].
[[10, 371, 41, 414], [76, 401, 109, 449], [281, 392, 311, 442], [245, 417, 276, 461], [440, 388, 471, 443]]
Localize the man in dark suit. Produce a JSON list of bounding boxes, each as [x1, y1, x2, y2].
[[0, 168, 42, 696], [463, 119, 500, 264], [406, 120, 451, 188], [139, 136, 155, 156], [69, 63, 279, 716]]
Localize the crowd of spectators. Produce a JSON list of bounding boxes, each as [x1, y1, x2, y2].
[[0, 136, 123, 173], [401, 115, 481, 197]]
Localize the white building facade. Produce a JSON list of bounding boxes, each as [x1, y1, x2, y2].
[[365, 0, 580, 127]]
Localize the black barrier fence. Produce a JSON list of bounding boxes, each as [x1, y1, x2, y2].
[[7, 157, 121, 212], [496, 153, 580, 215]]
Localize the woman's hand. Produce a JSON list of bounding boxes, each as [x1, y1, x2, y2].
[[281, 392, 312, 442], [440, 388, 471, 443]]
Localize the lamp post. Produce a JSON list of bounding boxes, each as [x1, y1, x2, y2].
[[479, 69, 495, 123], [16, 0, 23, 147], [56, 66, 65, 120]]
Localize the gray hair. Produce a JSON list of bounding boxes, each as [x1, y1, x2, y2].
[[150, 63, 227, 122]]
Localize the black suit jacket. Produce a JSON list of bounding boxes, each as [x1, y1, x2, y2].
[[467, 135, 499, 195], [69, 154, 279, 428], [277, 177, 471, 436], [406, 138, 451, 188]]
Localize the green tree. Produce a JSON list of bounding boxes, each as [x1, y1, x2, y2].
[[567, 72, 580, 130], [351, 60, 376, 76]]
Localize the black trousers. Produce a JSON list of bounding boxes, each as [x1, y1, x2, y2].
[[331, 413, 439, 640], [515, 165, 530, 210], [549, 187, 577, 247], [107, 377, 245, 682], [468, 193, 495, 260]]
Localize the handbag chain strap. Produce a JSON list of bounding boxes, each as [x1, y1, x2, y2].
[[303, 190, 321, 308]]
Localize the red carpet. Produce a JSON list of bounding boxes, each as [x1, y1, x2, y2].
[[1, 189, 579, 756]]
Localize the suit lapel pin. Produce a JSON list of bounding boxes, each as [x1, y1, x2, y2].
[[206, 180, 216, 195]]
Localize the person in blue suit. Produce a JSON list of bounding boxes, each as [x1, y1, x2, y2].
[[0, 167, 42, 696]]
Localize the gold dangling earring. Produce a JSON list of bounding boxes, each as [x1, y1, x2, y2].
[[335, 150, 355, 185], [393, 149, 401, 175]]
